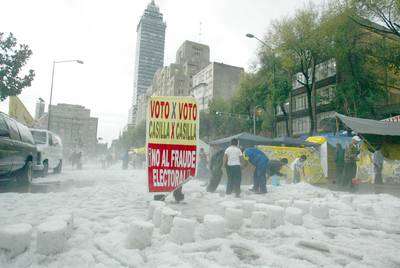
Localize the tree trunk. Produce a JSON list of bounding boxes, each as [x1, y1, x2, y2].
[[305, 83, 314, 136], [280, 103, 290, 137], [311, 58, 317, 135]]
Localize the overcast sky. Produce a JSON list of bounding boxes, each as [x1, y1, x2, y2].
[[1, 0, 322, 144]]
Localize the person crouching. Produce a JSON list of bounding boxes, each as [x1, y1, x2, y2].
[[243, 147, 269, 194]]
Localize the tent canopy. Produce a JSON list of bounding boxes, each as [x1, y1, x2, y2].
[[336, 113, 400, 136], [209, 132, 318, 148]]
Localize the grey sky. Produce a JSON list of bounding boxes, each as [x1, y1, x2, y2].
[[1, 0, 322, 144]]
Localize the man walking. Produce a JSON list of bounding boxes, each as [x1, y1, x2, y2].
[[292, 155, 307, 183], [243, 147, 269, 194], [373, 148, 384, 185], [206, 145, 225, 192], [223, 138, 242, 197], [342, 136, 360, 187], [335, 143, 345, 185]]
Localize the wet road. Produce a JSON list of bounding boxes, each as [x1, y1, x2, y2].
[[0, 167, 97, 194]]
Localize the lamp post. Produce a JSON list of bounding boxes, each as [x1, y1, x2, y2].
[[247, 33, 283, 136], [245, 33, 270, 47], [48, 59, 84, 130]]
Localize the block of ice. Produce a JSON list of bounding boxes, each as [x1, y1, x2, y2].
[[251, 211, 271, 229], [225, 208, 243, 230], [311, 203, 329, 219], [170, 217, 196, 244], [241, 200, 256, 218], [202, 215, 225, 239], [125, 221, 154, 250], [160, 207, 179, 235], [285, 207, 303, 225], [36, 220, 68, 255], [147, 201, 165, 220], [0, 223, 32, 258]]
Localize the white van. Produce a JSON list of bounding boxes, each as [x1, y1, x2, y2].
[[30, 129, 63, 176]]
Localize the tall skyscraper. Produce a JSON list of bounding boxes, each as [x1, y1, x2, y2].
[[129, 0, 166, 125]]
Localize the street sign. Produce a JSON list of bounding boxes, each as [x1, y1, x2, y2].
[[146, 96, 199, 192]]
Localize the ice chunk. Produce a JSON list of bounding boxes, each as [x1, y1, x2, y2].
[[125, 221, 154, 250], [147, 201, 165, 220], [266, 205, 285, 228], [251, 211, 271, 229], [36, 220, 68, 255], [276, 199, 291, 208], [356, 204, 375, 216], [293, 200, 310, 215], [225, 208, 244, 230], [254, 203, 269, 212], [152, 206, 164, 227], [48, 213, 73, 238], [340, 194, 353, 205], [160, 207, 179, 235], [218, 201, 238, 215], [0, 223, 32, 258], [202, 215, 225, 239], [311, 202, 330, 219], [170, 217, 196, 244], [285, 207, 303, 225], [241, 200, 256, 218]]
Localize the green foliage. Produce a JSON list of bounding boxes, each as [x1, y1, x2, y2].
[[199, 98, 250, 141], [0, 32, 35, 101], [116, 121, 146, 153], [352, 0, 400, 38], [326, 4, 389, 118]]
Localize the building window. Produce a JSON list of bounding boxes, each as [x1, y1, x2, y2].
[[317, 85, 335, 105], [294, 94, 307, 111], [293, 117, 310, 135]]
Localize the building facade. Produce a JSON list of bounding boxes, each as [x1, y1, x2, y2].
[[38, 104, 99, 158], [129, 0, 166, 125], [176, 41, 210, 87], [192, 62, 244, 110], [275, 59, 337, 137]]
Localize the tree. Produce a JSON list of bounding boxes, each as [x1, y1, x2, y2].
[[326, 4, 389, 118], [271, 5, 331, 135], [259, 47, 292, 136], [352, 0, 400, 39], [0, 33, 35, 101]]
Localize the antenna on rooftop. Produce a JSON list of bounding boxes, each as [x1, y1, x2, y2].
[[198, 21, 202, 43]]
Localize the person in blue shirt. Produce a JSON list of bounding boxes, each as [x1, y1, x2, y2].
[[243, 147, 269, 194]]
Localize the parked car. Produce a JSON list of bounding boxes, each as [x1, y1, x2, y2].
[[0, 112, 42, 184], [30, 129, 63, 176]]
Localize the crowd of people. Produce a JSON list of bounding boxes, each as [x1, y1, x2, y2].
[[200, 135, 382, 198], [202, 138, 305, 198]]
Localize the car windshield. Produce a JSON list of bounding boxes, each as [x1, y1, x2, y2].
[[30, 130, 47, 144]]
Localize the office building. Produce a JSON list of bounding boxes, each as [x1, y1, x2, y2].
[[129, 0, 166, 125]]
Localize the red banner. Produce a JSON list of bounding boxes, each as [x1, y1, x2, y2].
[[146, 96, 199, 192], [147, 143, 196, 192]]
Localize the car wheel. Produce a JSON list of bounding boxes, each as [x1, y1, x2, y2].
[[42, 161, 49, 177], [54, 160, 62, 174], [18, 161, 33, 185]]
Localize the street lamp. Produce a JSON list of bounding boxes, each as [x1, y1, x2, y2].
[[246, 33, 269, 47], [48, 59, 84, 130]]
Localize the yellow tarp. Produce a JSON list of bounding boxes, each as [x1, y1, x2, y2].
[[357, 143, 400, 184], [258, 145, 327, 184], [306, 136, 327, 145], [130, 147, 146, 154], [9, 96, 34, 126]]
